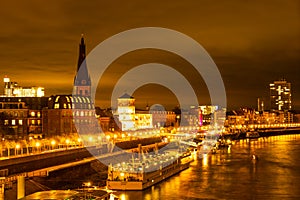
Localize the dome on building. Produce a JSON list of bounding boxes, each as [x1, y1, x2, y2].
[[48, 95, 93, 109]]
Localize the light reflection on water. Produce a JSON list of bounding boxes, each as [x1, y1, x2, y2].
[[118, 134, 300, 199]]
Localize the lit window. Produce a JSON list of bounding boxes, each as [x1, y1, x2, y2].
[[4, 120, 8, 125], [37, 120, 41, 125], [55, 96, 60, 102], [64, 103, 67, 109], [31, 120, 35, 125], [12, 119, 16, 125], [19, 119, 23, 125], [54, 103, 59, 109], [31, 111, 35, 117], [37, 112, 41, 118]]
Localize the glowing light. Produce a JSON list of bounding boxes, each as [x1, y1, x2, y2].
[[51, 140, 56, 146], [3, 77, 10, 82]]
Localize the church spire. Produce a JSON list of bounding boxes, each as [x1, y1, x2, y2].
[[77, 34, 86, 72], [74, 34, 91, 97]]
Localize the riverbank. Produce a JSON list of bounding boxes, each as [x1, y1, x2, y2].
[[222, 127, 300, 140]]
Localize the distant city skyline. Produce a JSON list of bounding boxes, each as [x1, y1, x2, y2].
[[0, 0, 299, 110]]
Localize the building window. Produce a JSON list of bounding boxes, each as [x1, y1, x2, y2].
[[11, 119, 16, 125], [54, 103, 59, 109], [4, 120, 8, 125], [64, 103, 67, 109], [19, 119, 23, 125], [31, 120, 35, 125], [31, 111, 35, 117], [37, 112, 41, 118], [37, 120, 41, 125]]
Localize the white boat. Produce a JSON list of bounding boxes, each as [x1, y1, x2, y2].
[[106, 151, 193, 190]]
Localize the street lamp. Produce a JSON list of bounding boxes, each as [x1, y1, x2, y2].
[[35, 142, 40, 153], [51, 140, 56, 150], [66, 139, 70, 149], [15, 144, 20, 156]]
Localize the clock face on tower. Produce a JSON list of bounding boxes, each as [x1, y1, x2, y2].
[[81, 80, 86, 85]]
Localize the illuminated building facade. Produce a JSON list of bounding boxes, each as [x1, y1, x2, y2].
[[198, 105, 219, 125], [43, 95, 96, 137], [270, 79, 292, 111], [150, 110, 176, 128], [3, 76, 44, 97], [0, 97, 47, 139], [116, 94, 153, 131]]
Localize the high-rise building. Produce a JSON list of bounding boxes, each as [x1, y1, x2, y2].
[[257, 98, 264, 112], [270, 79, 292, 111], [73, 35, 91, 97]]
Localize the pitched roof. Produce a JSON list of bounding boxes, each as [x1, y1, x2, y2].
[[119, 93, 134, 99]]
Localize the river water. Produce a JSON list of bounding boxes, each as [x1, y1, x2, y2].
[[118, 134, 300, 200]]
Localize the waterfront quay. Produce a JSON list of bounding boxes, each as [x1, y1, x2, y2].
[[221, 123, 300, 139]]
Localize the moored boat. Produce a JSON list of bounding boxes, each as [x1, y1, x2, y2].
[[106, 151, 193, 190], [246, 131, 260, 138]]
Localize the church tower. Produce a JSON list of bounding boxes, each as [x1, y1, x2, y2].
[[74, 35, 91, 97]]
